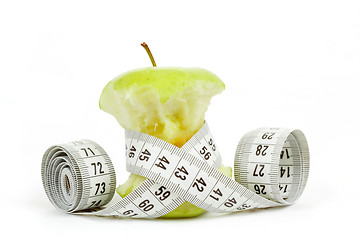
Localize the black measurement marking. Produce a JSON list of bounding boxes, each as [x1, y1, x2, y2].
[[81, 147, 95, 156], [253, 164, 265, 177]]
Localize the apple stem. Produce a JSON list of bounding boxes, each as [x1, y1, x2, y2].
[[141, 42, 157, 67]]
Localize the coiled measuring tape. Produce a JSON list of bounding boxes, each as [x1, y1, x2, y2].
[[42, 123, 309, 218]]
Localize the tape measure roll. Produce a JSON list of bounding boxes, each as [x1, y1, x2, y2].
[[42, 123, 309, 218], [41, 140, 116, 213], [234, 128, 310, 205]]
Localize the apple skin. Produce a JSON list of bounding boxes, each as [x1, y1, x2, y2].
[[100, 67, 225, 104]]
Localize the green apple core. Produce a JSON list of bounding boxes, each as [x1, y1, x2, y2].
[[100, 66, 228, 217], [100, 67, 225, 145]]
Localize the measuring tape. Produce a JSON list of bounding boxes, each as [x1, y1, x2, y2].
[[42, 123, 309, 218]]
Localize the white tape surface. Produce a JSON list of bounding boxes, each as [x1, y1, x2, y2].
[[42, 123, 309, 218]]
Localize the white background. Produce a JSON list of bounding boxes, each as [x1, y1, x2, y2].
[[1, 0, 359, 239]]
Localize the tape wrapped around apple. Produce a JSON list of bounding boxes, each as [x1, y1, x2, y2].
[[99, 43, 231, 218]]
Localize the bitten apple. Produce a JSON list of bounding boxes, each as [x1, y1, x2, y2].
[[99, 43, 231, 218]]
